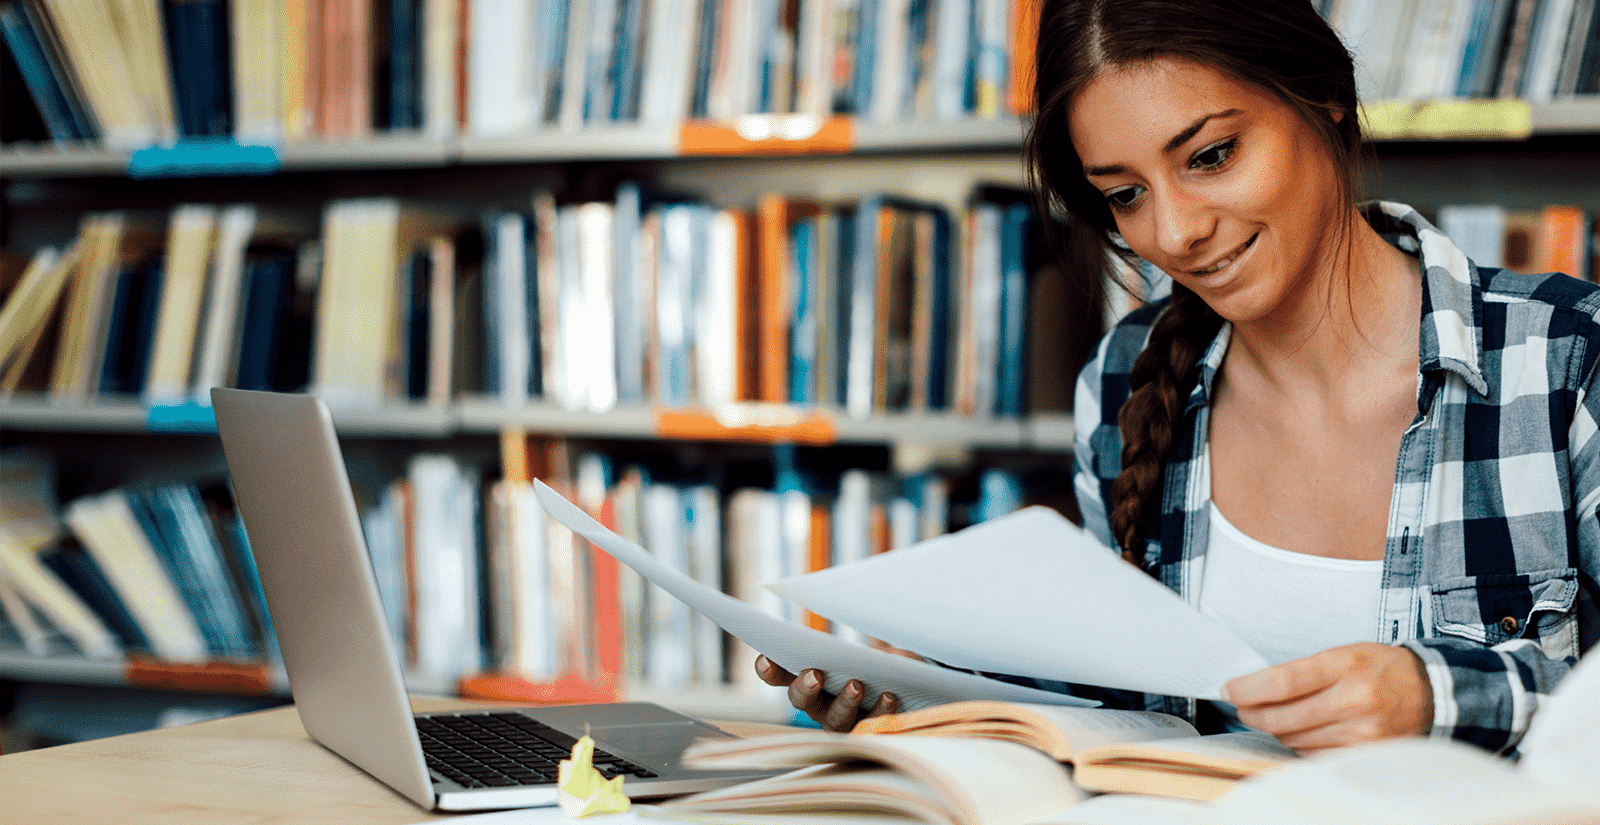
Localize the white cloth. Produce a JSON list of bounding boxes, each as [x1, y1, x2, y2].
[[1200, 502, 1384, 666]]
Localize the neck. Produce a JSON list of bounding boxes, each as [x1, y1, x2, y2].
[[1226, 207, 1422, 393]]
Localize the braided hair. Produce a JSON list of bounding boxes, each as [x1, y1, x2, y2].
[[1023, 0, 1368, 561]]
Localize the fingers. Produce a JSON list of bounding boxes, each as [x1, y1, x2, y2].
[[755, 656, 900, 732], [754, 655, 796, 687], [1224, 651, 1343, 709], [824, 680, 866, 731], [1226, 644, 1433, 752]]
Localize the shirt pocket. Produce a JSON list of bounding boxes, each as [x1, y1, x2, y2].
[[1431, 567, 1580, 649]]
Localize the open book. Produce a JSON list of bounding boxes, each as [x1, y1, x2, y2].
[[653, 730, 1088, 825], [852, 700, 1294, 801]]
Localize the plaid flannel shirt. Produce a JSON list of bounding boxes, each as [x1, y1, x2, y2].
[[1071, 201, 1599, 755]]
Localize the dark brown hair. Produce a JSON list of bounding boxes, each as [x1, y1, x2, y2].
[[1024, 0, 1368, 563]]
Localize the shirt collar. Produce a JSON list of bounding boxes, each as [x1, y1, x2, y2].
[[1185, 200, 1490, 415], [1365, 200, 1490, 397]]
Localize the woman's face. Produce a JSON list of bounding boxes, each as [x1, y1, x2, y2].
[[1069, 58, 1344, 325]]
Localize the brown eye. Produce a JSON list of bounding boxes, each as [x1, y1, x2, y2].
[[1191, 139, 1237, 171], [1105, 187, 1143, 212]]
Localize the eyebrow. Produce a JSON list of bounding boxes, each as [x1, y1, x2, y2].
[[1082, 108, 1244, 177]]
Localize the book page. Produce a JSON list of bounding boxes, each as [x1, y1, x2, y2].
[[1031, 794, 1212, 825], [674, 731, 1087, 825], [1211, 739, 1600, 825], [533, 481, 1098, 711], [766, 506, 1269, 699], [1516, 642, 1600, 798], [854, 701, 1200, 760], [1080, 731, 1294, 768]]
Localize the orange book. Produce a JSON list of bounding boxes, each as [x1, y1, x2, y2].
[[590, 494, 624, 687], [1532, 206, 1591, 281], [317, 0, 372, 139], [1009, 0, 1040, 114], [757, 195, 823, 403], [803, 502, 831, 632], [727, 208, 760, 403]]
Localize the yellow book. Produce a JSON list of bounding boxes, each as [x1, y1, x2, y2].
[[49, 213, 125, 399], [852, 700, 1296, 802], [281, 0, 311, 142], [0, 244, 80, 382], [145, 204, 220, 402]]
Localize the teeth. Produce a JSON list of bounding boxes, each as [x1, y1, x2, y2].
[[1193, 235, 1255, 276]]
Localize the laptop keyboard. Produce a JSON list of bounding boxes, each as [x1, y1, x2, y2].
[[415, 712, 660, 789]]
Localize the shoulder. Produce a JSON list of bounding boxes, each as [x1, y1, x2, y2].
[[1087, 298, 1170, 382]]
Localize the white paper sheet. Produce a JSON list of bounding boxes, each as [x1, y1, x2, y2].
[[532, 481, 1097, 712], [765, 506, 1269, 700]]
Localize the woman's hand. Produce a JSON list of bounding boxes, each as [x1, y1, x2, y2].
[[1223, 642, 1433, 753], [754, 655, 903, 732]]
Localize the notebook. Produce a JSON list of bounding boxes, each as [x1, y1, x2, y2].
[[210, 387, 780, 811]]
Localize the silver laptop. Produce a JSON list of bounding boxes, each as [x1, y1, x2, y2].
[[211, 387, 778, 811]]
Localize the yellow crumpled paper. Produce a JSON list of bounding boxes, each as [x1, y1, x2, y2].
[[556, 734, 632, 817]]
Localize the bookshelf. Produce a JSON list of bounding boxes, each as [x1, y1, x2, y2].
[[3, 0, 1599, 752]]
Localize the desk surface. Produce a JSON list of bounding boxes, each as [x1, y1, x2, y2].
[[1, 697, 790, 825]]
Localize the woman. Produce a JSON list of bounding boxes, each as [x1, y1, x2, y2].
[[758, 0, 1598, 755]]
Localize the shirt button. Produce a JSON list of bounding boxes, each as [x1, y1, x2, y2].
[[1500, 616, 1520, 635]]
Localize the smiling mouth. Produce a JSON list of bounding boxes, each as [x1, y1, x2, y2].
[[1192, 234, 1258, 276]]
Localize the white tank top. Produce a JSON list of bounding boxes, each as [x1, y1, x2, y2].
[[1200, 501, 1384, 666]]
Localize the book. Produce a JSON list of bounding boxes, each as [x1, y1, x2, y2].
[[64, 489, 209, 663], [229, 0, 286, 143], [0, 0, 94, 141], [162, 0, 233, 138], [853, 700, 1294, 800], [144, 203, 218, 402], [658, 728, 1089, 825], [0, 450, 121, 659], [0, 244, 81, 393], [48, 213, 126, 398], [757, 194, 822, 403], [466, 0, 537, 135]]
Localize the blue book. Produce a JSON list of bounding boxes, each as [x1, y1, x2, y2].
[[235, 252, 295, 392], [403, 247, 431, 399], [132, 486, 259, 659], [829, 205, 858, 404], [788, 216, 818, 405], [614, 182, 646, 404], [42, 543, 149, 651], [844, 195, 883, 417], [1456, 0, 1514, 98], [1, 1, 78, 140], [995, 201, 1030, 417], [688, 0, 722, 117], [478, 212, 503, 396], [10, 0, 97, 139], [924, 207, 953, 410], [98, 261, 163, 396], [533, 0, 570, 124], [161, 0, 233, 138], [387, 0, 424, 129], [610, 0, 647, 119], [850, 0, 881, 114], [213, 499, 278, 663]]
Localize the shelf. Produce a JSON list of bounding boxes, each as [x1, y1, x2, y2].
[[2, 395, 1072, 449], [0, 396, 150, 431], [4, 99, 1595, 177], [0, 648, 289, 694], [0, 645, 792, 722], [459, 126, 679, 162]]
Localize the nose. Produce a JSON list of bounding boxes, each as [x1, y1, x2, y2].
[[1151, 185, 1215, 262]]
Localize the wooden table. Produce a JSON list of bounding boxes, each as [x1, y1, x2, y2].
[[1, 697, 790, 824]]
